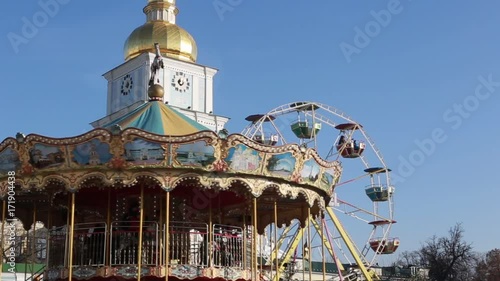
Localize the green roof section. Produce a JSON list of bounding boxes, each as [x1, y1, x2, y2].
[[103, 101, 210, 135]]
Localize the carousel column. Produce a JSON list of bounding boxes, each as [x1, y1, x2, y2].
[[137, 184, 145, 281], [274, 200, 279, 281], [307, 207, 312, 281], [68, 193, 76, 281], [165, 191, 170, 281], [159, 196, 163, 267], [243, 212, 247, 278], [321, 211, 326, 281], [252, 197, 258, 281], [250, 208, 254, 281], [0, 199, 6, 281], [105, 188, 111, 266], [209, 200, 213, 277], [31, 203, 37, 279], [64, 196, 70, 267], [261, 228, 265, 278], [301, 212, 305, 281], [250, 200, 254, 281], [46, 197, 52, 270]]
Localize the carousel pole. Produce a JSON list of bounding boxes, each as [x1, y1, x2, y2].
[[137, 184, 145, 281], [307, 207, 312, 281], [31, 203, 37, 278], [250, 210, 254, 281], [243, 212, 247, 277], [209, 199, 213, 277], [46, 197, 52, 270], [321, 213, 326, 281], [0, 199, 6, 281], [302, 219, 305, 281], [64, 196, 70, 267], [68, 193, 76, 281], [253, 197, 258, 281], [274, 200, 279, 281], [105, 188, 111, 266], [159, 196, 163, 267], [165, 191, 170, 281], [260, 229, 264, 277]]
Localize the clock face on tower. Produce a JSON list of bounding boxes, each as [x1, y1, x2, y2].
[[121, 74, 134, 96], [109, 67, 146, 115], [168, 71, 193, 109], [171, 72, 191, 93]]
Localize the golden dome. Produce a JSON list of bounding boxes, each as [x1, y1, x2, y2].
[[148, 84, 165, 100], [124, 1, 198, 62], [124, 22, 197, 62], [148, 0, 175, 3]]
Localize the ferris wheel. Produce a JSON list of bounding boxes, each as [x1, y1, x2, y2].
[[241, 101, 398, 279]]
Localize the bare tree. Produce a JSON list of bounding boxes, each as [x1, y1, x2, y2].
[[395, 250, 423, 267], [473, 248, 500, 281], [419, 223, 474, 281]]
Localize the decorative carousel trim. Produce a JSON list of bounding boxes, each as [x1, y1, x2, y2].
[[306, 148, 342, 169], [74, 171, 115, 189], [0, 137, 18, 152], [265, 182, 301, 199], [227, 133, 302, 154], [1, 127, 343, 203], [4, 166, 334, 204], [121, 127, 219, 144], [24, 129, 112, 146]]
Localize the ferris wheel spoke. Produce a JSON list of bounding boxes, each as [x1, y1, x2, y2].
[[357, 127, 390, 174], [335, 173, 372, 188], [333, 200, 394, 223]]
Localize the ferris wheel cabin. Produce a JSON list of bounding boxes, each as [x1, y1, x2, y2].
[[369, 237, 400, 255], [289, 102, 322, 139], [244, 114, 279, 146], [335, 123, 365, 158], [363, 167, 393, 202]]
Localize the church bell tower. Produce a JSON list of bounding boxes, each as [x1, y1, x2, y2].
[[91, 0, 229, 132]]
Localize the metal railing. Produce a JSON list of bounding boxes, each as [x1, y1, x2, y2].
[[168, 221, 208, 267], [212, 224, 244, 268], [74, 222, 107, 266], [48, 226, 66, 267], [4, 221, 252, 271], [110, 221, 158, 265]]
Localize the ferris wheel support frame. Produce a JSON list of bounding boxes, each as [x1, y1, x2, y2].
[[269, 211, 380, 281], [310, 219, 339, 264], [271, 227, 305, 281], [325, 207, 378, 281]]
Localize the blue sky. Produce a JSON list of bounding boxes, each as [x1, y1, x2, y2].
[[1, 0, 500, 261]]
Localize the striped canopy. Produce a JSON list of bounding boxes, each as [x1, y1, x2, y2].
[[103, 101, 209, 135]]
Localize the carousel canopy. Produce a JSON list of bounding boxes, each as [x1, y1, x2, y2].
[[103, 99, 210, 135]]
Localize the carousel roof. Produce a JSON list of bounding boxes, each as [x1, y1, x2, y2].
[[103, 94, 210, 135]]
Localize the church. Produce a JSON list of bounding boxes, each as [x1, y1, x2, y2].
[[91, 0, 229, 134]]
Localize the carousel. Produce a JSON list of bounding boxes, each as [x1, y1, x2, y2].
[[0, 98, 398, 281], [0, 1, 397, 281], [0, 85, 341, 281]]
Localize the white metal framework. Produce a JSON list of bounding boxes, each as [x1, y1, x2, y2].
[[241, 102, 397, 280]]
